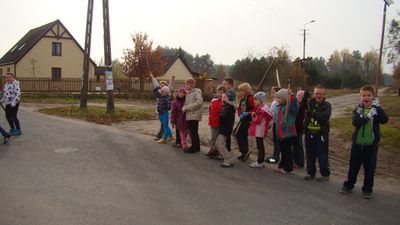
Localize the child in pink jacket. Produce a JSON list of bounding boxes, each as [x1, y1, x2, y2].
[[249, 91, 273, 168]]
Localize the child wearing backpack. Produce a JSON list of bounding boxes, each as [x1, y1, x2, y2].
[[340, 85, 388, 199], [249, 91, 273, 168]]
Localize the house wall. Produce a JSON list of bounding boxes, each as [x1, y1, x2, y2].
[[0, 64, 15, 76], [159, 58, 193, 80], [14, 27, 95, 78]]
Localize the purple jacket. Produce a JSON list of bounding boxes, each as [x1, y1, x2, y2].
[[170, 96, 187, 131]]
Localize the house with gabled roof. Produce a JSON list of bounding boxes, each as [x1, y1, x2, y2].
[[158, 53, 201, 80], [0, 19, 96, 80]]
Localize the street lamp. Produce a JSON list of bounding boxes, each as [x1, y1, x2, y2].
[[303, 20, 315, 59], [375, 0, 393, 96]]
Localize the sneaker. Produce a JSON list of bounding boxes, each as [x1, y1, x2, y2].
[[265, 157, 278, 164], [9, 128, 17, 135], [172, 142, 181, 148], [274, 168, 288, 174], [184, 148, 196, 154], [14, 129, 22, 136], [340, 186, 353, 194], [362, 192, 373, 199], [221, 162, 234, 168], [3, 135, 10, 144], [250, 162, 265, 168], [158, 138, 168, 144], [167, 136, 175, 142], [316, 176, 330, 182], [237, 155, 244, 160], [242, 151, 251, 162], [304, 174, 315, 180]]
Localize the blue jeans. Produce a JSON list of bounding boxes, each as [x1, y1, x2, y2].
[[0, 126, 9, 137], [160, 112, 172, 140]]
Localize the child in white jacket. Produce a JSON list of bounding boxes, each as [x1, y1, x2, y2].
[[1, 73, 21, 135]]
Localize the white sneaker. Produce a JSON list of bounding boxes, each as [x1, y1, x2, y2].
[[249, 162, 265, 168]]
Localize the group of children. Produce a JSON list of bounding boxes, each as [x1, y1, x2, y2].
[[0, 72, 22, 144], [150, 73, 389, 199]]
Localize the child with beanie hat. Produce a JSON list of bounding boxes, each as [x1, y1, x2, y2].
[[150, 73, 173, 144], [248, 91, 273, 168], [273, 88, 299, 174]]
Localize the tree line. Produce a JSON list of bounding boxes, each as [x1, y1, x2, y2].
[[110, 31, 399, 90]]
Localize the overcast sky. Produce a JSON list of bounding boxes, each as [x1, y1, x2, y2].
[[0, 0, 399, 73]]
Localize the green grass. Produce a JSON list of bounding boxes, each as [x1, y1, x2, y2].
[[331, 96, 400, 152], [325, 88, 359, 98], [39, 106, 156, 125]]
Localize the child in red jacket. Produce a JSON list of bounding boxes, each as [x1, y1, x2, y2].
[[207, 87, 224, 158], [249, 92, 273, 168]]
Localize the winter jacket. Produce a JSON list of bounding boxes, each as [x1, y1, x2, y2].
[[237, 95, 256, 121], [249, 105, 273, 138], [184, 88, 203, 121], [218, 103, 236, 136], [351, 104, 388, 146], [153, 87, 171, 114], [304, 98, 331, 137], [2, 80, 21, 106], [295, 99, 308, 133], [274, 95, 299, 140], [209, 98, 223, 128], [170, 96, 187, 131]]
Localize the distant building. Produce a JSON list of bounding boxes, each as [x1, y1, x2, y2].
[[0, 19, 96, 79], [158, 54, 201, 80]]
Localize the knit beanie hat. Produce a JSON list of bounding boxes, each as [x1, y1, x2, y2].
[[277, 89, 288, 101], [160, 86, 170, 94], [254, 91, 267, 102], [178, 86, 186, 94]]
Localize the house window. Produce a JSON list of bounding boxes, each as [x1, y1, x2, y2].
[[52, 68, 62, 81], [52, 42, 62, 56], [7, 68, 10, 72], [0, 69, 3, 76]]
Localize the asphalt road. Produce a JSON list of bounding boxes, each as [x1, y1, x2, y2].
[[0, 107, 399, 225]]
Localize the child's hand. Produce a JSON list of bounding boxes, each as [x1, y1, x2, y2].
[[372, 98, 380, 108], [251, 112, 256, 117], [287, 88, 293, 96], [222, 94, 229, 103], [367, 108, 378, 119], [182, 106, 186, 112], [240, 112, 248, 120]]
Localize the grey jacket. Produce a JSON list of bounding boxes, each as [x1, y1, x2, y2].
[[184, 88, 203, 121]]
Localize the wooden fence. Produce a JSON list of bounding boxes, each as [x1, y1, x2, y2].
[[3, 77, 214, 99]]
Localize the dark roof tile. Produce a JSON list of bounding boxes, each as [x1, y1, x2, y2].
[[0, 20, 59, 65]]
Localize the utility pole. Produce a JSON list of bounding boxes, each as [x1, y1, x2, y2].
[[301, 20, 315, 89], [375, 0, 393, 97], [103, 0, 115, 112], [80, 0, 115, 111], [302, 20, 315, 60], [80, 0, 94, 109]]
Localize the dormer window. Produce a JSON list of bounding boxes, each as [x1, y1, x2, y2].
[[52, 42, 62, 56]]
